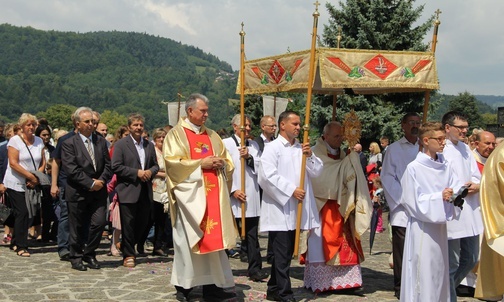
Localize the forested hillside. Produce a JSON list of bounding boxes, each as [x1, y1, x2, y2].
[[0, 24, 237, 130]]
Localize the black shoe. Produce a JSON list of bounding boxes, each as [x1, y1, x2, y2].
[[175, 286, 192, 301], [59, 253, 70, 261], [267, 256, 274, 265], [456, 285, 475, 297], [152, 249, 168, 257], [82, 257, 101, 269], [240, 254, 248, 263], [336, 286, 364, 296], [249, 271, 269, 282], [71, 261, 87, 271], [266, 290, 281, 301], [202, 284, 236, 301]]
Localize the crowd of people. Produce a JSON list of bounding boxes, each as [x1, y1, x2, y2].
[[1, 94, 504, 302]]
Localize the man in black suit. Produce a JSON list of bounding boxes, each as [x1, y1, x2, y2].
[[111, 113, 159, 268], [61, 107, 112, 271], [353, 143, 367, 176]]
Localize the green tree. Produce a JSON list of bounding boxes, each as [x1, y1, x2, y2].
[[318, 0, 435, 146], [100, 110, 128, 134], [36, 104, 77, 130], [448, 92, 485, 130]]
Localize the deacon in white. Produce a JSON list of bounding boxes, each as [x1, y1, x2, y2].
[[400, 122, 461, 302], [258, 110, 322, 301], [441, 111, 483, 302], [380, 112, 421, 299], [223, 114, 268, 282]]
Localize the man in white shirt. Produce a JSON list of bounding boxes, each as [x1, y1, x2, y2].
[[258, 110, 322, 302], [441, 111, 483, 302], [223, 114, 268, 282], [381, 112, 421, 299]]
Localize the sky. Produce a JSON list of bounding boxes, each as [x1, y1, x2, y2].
[[1, 0, 503, 96]]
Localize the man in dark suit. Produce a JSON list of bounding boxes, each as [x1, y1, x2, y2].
[[111, 113, 159, 268], [61, 107, 112, 271], [353, 143, 367, 176]]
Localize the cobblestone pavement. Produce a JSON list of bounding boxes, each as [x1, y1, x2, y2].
[[0, 215, 480, 302]]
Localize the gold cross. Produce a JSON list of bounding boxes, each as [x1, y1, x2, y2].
[[435, 9, 442, 20], [201, 217, 219, 234], [204, 176, 216, 195], [314, 0, 320, 12]]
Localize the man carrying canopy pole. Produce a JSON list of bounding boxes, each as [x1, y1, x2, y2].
[[258, 110, 322, 302]]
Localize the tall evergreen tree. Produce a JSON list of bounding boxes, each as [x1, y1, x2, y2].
[[315, 0, 436, 146], [449, 92, 485, 130]]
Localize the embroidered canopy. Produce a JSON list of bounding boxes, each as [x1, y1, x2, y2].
[[236, 47, 439, 95]]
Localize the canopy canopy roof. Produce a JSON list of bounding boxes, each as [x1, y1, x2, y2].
[[237, 47, 439, 95]]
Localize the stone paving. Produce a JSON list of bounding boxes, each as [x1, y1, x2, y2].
[[0, 215, 480, 302]]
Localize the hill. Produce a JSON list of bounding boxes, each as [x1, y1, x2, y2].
[[0, 24, 238, 130]]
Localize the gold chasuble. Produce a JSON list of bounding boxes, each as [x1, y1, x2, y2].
[[184, 128, 223, 253], [475, 142, 504, 299], [164, 118, 236, 254]]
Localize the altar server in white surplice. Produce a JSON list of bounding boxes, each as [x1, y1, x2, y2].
[[400, 122, 462, 302], [223, 114, 268, 282], [258, 110, 322, 302]]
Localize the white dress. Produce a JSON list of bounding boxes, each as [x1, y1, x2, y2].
[[400, 152, 461, 302]]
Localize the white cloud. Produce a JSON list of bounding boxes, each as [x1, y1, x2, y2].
[[0, 0, 503, 95]]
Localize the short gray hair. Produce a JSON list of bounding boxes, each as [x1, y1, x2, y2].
[[185, 93, 209, 112], [231, 114, 251, 126], [323, 121, 342, 136], [73, 107, 94, 122]]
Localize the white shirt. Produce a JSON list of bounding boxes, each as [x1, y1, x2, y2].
[[4, 135, 44, 192], [381, 136, 419, 227], [223, 135, 261, 218], [130, 135, 146, 170], [443, 139, 483, 239], [258, 135, 323, 232]]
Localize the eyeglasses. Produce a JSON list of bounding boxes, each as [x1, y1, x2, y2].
[[449, 124, 469, 130], [265, 124, 277, 128], [429, 136, 446, 144]]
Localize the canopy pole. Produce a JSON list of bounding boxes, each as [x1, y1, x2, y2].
[[294, 1, 320, 259], [239, 23, 246, 240], [332, 94, 338, 121]]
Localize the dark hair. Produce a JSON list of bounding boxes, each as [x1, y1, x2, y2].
[[441, 111, 467, 127], [113, 125, 129, 142], [127, 113, 145, 126], [35, 123, 52, 137], [278, 110, 299, 125], [401, 112, 420, 124]]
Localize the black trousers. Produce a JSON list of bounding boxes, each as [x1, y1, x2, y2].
[[138, 200, 167, 250], [392, 225, 406, 295], [235, 216, 262, 275], [8, 189, 29, 250], [268, 230, 295, 300], [67, 191, 107, 264], [119, 184, 150, 257]]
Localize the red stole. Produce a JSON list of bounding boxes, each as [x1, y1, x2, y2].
[[476, 161, 484, 174], [184, 128, 224, 253]]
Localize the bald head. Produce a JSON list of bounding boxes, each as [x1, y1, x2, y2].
[[475, 131, 496, 158], [353, 143, 362, 153], [322, 122, 344, 149]]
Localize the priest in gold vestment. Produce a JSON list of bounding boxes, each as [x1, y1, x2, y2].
[[475, 141, 504, 300], [163, 93, 237, 301]]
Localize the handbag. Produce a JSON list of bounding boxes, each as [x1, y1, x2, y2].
[[0, 193, 12, 223]]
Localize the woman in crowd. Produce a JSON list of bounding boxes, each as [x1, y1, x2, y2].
[[0, 123, 21, 244], [4, 114, 45, 257], [35, 122, 58, 242], [368, 142, 383, 166], [108, 125, 129, 158], [145, 128, 169, 256]]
